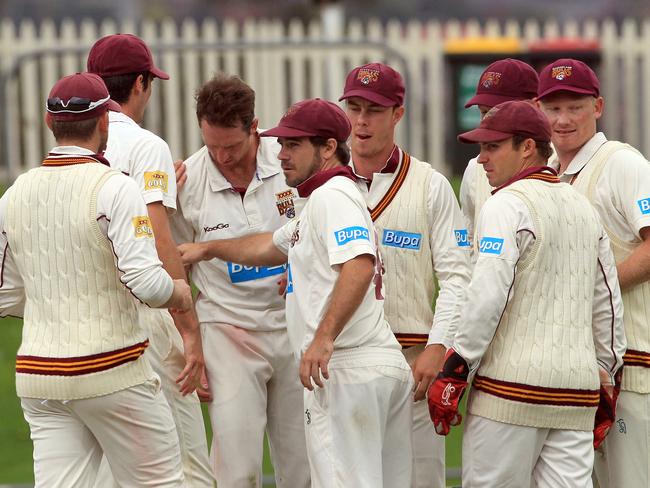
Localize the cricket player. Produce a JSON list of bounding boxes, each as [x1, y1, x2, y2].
[[170, 74, 310, 488], [459, 58, 539, 245], [0, 72, 193, 487], [179, 98, 414, 488], [339, 62, 471, 488], [86, 34, 214, 487], [427, 100, 626, 488], [537, 58, 650, 488]]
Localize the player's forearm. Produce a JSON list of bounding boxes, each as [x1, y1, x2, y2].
[[616, 236, 650, 290], [314, 254, 374, 342], [202, 233, 288, 266]]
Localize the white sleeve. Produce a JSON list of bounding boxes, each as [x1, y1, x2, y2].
[[453, 193, 535, 368], [0, 188, 26, 317], [96, 174, 174, 307], [169, 195, 195, 245], [608, 149, 650, 236], [459, 157, 477, 239], [592, 226, 626, 381], [272, 219, 297, 256], [130, 136, 177, 210], [312, 185, 375, 266], [426, 173, 472, 348]]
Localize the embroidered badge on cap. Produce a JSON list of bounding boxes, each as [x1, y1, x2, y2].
[[357, 68, 380, 85], [276, 189, 296, 218], [551, 66, 573, 81], [132, 216, 154, 238], [481, 71, 502, 89], [144, 171, 168, 192]]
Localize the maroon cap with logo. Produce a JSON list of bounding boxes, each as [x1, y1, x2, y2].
[[339, 62, 405, 107], [261, 98, 351, 141], [537, 58, 599, 99], [458, 100, 551, 144], [87, 33, 170, 80], [465, 58, 539, 108], [47, 72, 121, 121]]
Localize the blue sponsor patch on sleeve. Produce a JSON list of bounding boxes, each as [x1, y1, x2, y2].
[[382, 229, 422, 250], [479, 237, 504, 255], [334, 226, 370, 246], [454, 229, 470, 248], [227, 263, 287, 284], [286, 263, 294, 294], [637, 198, 650, 215]]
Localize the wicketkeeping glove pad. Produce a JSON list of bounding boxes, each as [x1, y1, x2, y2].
[[427, 349, 469, 436]]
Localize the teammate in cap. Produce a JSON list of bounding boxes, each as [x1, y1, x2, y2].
[[459, 58, 539, 247], [339, 62, 471, 488], [86, 34, 213, 487], [537, 58, 650, 488], [427, 100, 625, 487], [172, 74, 310, 488], [179, 98, 414, 488], [0, 72, 194, 487]]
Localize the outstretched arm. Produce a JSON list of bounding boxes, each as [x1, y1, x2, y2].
[[178, 232, 288, 267]]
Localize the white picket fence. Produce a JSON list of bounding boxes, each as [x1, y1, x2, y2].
[[1, 16, 650, 181]]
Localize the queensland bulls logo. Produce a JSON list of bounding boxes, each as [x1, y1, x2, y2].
[[275, 189, 296, 218], [357, 68, 380, 85], [551, 66, 573, 81], [481, 71, 502, 89]]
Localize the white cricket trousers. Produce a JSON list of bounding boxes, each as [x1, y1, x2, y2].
[[403, 344, 446, 488], [96, 309, 214, 487], [462, 413, 594, 488], [202, 322, 310, 488], [21, 379, 185, 488], [303, 347, 414, 488], [593, 390, 650, 488]]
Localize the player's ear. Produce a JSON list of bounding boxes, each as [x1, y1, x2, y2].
[[45, 112, 53, 130], [392, 106, 405, 125], [249, 118, 259, 135]]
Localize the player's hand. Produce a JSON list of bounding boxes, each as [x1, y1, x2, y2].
[[167, 279, 193, 312], [277, 272, 288, 297], [175, 324, 206, 396], [427, 349, 469, 436], [593, 366, 623, 449], [412, 344, 446, 402], [299, 334, 334, 391], [174, 159, 187, 190], [196, 366, 213, 402], [178, 242, 207, 265]]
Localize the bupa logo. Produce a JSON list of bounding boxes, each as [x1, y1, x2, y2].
[[143, 171, 169, 192], [637, 198, 650, 215], [479, 237, 504, 255], [227, 263, 287, 284], [334, 226, 370, 246], [454, 229, 470, 248], [382, 229, 421, 250]]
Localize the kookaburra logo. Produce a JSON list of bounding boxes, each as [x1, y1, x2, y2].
[[442, 383, 456, 406]]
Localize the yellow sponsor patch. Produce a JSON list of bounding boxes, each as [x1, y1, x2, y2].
[[144, 171, 169, 192], [132, 216, 154, 238]]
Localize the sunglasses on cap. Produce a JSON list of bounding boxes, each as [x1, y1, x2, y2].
[[46, 95, 110, 114]]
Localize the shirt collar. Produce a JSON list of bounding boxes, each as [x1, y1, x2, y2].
[[108, 110, 137, 126], [492, 165, 559, 194], [557, 132, 607, 176], [45, 146, 111, 166], [350, 145, 402, 180], [296, 165, 357, 198]]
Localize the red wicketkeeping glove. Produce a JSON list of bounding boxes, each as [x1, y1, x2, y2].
[[427, 349, 469, 436], [593, 367, 623, 449]]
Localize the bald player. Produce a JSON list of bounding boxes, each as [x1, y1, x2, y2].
[[459, 58, 539, 246], [0, 72, 193, 487], [86, 34, 213, 487], [339, 62, 471, 488], [537, 58, 650, 488]]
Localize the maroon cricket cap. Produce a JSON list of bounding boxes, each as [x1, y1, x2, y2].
[[339, 62, 405, 107], [87, 33, 170, 80], [46, 72, 121, 121], [458, 100, 551, 144], [537, 58, 599, 99], [465, 58, 539, 108], [261, 98, 351, 141]]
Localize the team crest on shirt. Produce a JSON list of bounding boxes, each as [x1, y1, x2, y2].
[[144, 171, 169, 192], [357, 68, 380, 85], [481, 71, 502, 89], [290, 220, 301, 247], [551, 66, 573, 81], [275, 189, 296, 218], [132, 216, 154, 238]]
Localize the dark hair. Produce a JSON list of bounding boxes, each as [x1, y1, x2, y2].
[[309, 136, 351, 165], [101, 72, 153, 104], [195, 73, 255, 129], [512, 134, 554, 161], [50, 117, 101, 141]]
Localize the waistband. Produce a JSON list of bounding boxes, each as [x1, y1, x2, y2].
[[329, 346, 408, 369]]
